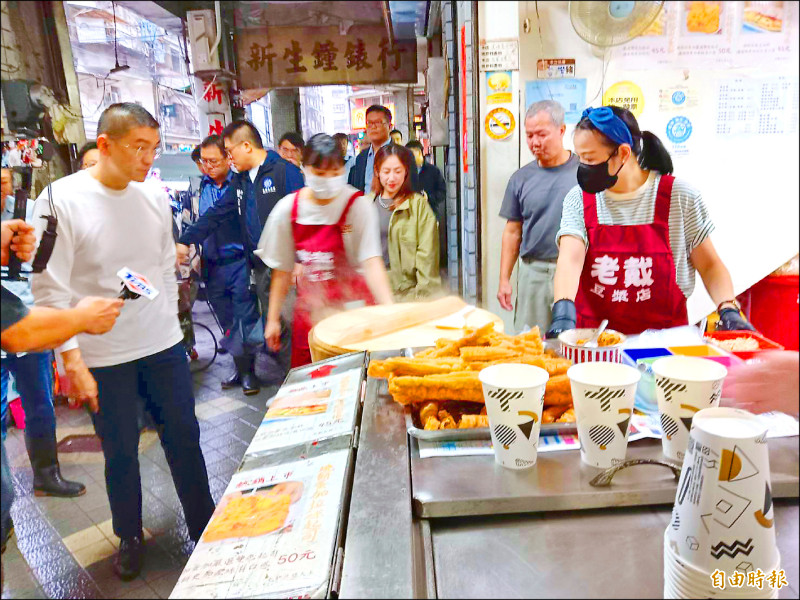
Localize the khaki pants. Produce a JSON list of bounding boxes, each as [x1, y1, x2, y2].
[[514, 259, 557, 335]]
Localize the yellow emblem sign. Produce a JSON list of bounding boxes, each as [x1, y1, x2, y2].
[[485, 107, 515, 141]]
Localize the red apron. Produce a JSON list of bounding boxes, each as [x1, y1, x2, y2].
[[575, 174, 688, 335], [290, 190, 375, 367]]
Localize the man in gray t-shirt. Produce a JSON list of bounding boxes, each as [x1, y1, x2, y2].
[[498, 100, 579, 334]]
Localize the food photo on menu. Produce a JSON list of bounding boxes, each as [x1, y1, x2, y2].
[[265, 389, 333, 419], [201, 481, 305, 543]]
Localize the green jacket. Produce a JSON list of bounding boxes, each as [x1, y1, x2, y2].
[[372, 192, 442, 300]]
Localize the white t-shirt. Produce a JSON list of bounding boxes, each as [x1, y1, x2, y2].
[[254, 185, 382, 272], [31, 169, 182, 368]]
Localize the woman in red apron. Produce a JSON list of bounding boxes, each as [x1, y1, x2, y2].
[[547, 106, 755, 338], [257, 134, 394, 367]]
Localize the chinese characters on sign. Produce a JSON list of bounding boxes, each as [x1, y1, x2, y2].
[[589, 255, 655, 304], [236, 26, 416, 88], [478, 39, 519, 71]]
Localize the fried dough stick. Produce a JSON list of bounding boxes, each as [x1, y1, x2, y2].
[[388, 372, 484, 404]]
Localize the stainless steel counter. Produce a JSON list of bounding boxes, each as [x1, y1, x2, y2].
[[339, 371, 800, 599], [411, 436, 800, 518]]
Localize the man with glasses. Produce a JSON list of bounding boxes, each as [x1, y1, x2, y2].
[[176, 120, 304, 386], [196, 134, 261, 390], [348, 104, 420, 193], [31, 103, 215, 581]]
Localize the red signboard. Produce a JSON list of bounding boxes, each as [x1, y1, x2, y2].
[[460, 25, 468, 173]]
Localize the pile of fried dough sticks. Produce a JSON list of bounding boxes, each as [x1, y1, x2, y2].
[[368, 323, 576, 429]]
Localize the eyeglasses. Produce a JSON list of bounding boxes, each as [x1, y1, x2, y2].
[[225, 140, 246, 157], [120, 143, 162, 160], [200, 158, 225, 167], [365, 120, 388, 129]]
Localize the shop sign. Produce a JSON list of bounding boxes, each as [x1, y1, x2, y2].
[[485, 107, 516, 140], [479, 39, 519, 72], [236, 25, 417, 88], [602, 81, 645, 118], [537, 58, 576, 79], [350, 103, 396, 131]]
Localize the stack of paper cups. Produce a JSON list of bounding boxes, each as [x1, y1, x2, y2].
[[652, 355, 728, 463], [566, 361, 640, 469], [479, 364, 549, 470], [664, 407, 779, 599]]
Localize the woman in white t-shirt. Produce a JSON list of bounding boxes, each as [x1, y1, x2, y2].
[[547, 105, 755, 338], [255, 134, 393, 367]]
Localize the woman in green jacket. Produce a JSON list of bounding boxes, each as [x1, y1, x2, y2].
[[370, 144, 441, 300]]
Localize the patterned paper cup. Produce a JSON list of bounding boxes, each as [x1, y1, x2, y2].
[[666, 407, 778, 578], [566, 361, 640, 469], [664, 534, 779, 599], [652, 355, 728, 463], [479, 364, 549, 470]]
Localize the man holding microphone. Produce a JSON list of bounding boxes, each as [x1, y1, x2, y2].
[[31, 103, 214, 581]]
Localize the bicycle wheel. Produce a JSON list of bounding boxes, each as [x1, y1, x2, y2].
[[189, 322, 218, 373]]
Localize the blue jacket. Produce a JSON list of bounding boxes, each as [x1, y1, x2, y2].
[[198, 171, 241, 262], [179, 150, 304, 263]]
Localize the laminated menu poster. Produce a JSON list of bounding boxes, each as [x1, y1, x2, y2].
[[170, 451, 349, 599], [244, 368, 363, 457]]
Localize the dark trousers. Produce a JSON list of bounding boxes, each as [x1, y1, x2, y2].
[[253, 261, 292, 374], [1, 352, 56, 441], [208, 258, 262, 358], [89, 343, 214, 541]]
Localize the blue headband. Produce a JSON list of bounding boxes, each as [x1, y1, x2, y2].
[[581, 107, 634, 147]]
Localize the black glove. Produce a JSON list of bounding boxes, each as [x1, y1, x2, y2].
[[716, 308, 756, 332], [546, 299, 577, 339]]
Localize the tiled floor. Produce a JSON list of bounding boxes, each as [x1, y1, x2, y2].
[[1, 303, 281, 599]]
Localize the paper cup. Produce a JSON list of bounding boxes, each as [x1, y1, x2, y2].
[[652, 355, 728, 462], [666, 407, 778, 579], [566, 361, 640, 469], [479, 364, 549, 470], [664, 532, 779, 598]]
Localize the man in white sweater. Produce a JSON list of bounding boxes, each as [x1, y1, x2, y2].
[[31, 103, 214, 581]]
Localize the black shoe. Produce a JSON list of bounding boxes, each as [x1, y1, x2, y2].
[[113, 535, 144, 581], [25, 435, 86, 498], [241, 371, 260, 396], [220, 368, 241, 389], [218, 346, 228, 355]]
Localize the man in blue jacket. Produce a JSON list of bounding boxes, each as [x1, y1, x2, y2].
[[177, 121, 304, 390], [196, 134, 250, 384]]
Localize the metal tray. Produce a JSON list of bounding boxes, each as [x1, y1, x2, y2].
[[400, 341, 577, 441], [405, 409, 577, 441]]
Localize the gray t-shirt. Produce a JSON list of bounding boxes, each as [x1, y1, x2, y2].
[[499, 152, 579, 260]]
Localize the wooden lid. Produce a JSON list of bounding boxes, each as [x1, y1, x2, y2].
[[311, 299, 504, 353]]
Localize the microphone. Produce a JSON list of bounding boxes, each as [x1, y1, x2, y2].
[[117, 267, 159, 301]]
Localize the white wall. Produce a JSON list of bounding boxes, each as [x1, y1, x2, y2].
[[480, 1, 800, 326]]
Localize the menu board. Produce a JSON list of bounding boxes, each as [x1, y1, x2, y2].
[[714, 75, 799, 135], [613, 1, 797, 69], [244, 367, 363, 457], [170, 451, 349, 599]]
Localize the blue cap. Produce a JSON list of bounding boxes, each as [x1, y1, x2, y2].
[[581, 107, 634, 147]]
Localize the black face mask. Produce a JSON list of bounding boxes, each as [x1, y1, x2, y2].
[[577, 149, 625, 194]]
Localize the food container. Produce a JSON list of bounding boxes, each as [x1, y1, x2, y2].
[[558, 328, 626, 364], [703, 330, 784, 361]]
